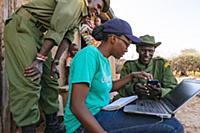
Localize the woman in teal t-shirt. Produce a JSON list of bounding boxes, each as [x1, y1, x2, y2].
[[64, 18, 184, 133]]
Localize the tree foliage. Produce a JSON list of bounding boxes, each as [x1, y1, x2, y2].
[[170, 49, 200, 76]]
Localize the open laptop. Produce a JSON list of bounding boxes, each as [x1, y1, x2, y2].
[[123, 79, 200, 118]]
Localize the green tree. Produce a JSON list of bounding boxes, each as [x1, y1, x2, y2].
[[171, 49, 200, 76]]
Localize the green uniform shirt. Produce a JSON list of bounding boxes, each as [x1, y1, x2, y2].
[[116, 57, 177, 99], [23, 0, 88, 45]]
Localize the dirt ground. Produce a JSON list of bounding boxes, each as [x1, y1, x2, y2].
[[175, 76, 200, 133], [176, 95, 200, 133]]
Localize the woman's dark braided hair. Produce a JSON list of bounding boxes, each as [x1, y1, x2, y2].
[[92, 25, 122, 41]]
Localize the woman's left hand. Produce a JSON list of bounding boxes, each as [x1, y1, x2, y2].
[[131, 71, 153, 80]]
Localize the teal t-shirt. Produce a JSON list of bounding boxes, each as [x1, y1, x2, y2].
[[64, 46, 112, 133]]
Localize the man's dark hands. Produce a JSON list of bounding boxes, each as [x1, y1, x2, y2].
[[50, 60, 60, 79], [24, 60, 43, 81], [147, 83, 162, 99], [135, 83, 150, 97], [68, 43, 79, 57], [135, 82, 162, 99]]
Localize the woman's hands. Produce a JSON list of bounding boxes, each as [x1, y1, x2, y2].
[[131, 71, 153, 80]]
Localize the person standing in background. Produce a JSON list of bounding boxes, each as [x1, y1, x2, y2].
[[4, 0, 110, 132]]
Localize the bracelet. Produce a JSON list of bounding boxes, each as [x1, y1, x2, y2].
[[36, 57, 46, 62], [36, 53, 48, 62]]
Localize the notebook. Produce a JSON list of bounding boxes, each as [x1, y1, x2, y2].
[[103, 95, 138, 111], [123, 79, 200, 118]]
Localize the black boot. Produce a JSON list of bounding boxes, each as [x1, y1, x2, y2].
[[21, 124, 36, 133], [45, 112, 65, 133]]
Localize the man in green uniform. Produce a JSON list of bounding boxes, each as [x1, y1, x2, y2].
[[4, 0, 110, 132], [114, 35, 177, 100]]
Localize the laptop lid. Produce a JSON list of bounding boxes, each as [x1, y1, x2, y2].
[[162, 79, 200, 113], [123, 79, 200, 118]]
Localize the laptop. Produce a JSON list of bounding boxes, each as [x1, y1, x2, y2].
[[123, 79, 200, 118]]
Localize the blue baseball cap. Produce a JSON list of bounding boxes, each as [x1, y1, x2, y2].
[[102, 18, 141, 44]]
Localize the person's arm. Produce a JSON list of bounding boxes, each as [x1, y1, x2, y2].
[[44, 0, 83, 45], [161, 61, 178, 97], [24, 0, 83, 80], [113, 62, 152, 100], [70, 83, 106, 133], [53, 39, 71, 62], [116, 62, 138, 97], [112, 71, 153, 92], [50, 38, 71, 78], [24, 39, 55, 81], [39, 39, 55, 56]]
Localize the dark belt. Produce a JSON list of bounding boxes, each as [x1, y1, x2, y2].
[[16, 8, 47, 33]]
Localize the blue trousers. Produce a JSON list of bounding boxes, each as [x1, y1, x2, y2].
[[75, 109, 184, 133]]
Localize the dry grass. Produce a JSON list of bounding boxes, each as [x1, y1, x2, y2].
[[176, 95, 200, 133]]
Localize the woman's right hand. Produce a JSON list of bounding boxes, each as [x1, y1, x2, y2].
[[131, 71, 153, 80]]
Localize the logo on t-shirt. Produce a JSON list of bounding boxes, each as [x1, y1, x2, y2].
[[102, 75, 112, 83], [101, 65, 112, 84]]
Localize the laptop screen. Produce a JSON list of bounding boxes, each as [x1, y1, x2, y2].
[[163, 79, 200, 112]]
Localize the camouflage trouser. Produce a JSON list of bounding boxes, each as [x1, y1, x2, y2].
[[4, 12, 59, 126]]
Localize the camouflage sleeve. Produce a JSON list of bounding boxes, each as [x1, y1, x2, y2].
[[114, 61, 137, 100], [44, 0, 82, 45], [161, 60, 177, 97]]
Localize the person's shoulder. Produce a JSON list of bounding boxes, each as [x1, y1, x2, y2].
[[122, 59, 137, 68], [72, 46, 98, 64], [153, 56, 168, 63], [120, 59, 137, 73], [75, 45, 96, 56], [123, 59, 137, 66], [81, 45, 97, 52], [153, 56, 171, 68]]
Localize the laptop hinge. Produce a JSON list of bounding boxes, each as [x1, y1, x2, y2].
[[160, 100, 173, 114]]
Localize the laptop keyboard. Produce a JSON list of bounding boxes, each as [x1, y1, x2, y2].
[[136, 100, 167, 113]]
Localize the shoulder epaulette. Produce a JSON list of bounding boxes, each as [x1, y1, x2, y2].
[[124, 59, 137, 64], [153, 56, 167, 62]]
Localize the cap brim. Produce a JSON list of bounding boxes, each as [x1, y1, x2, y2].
[[102, 0, 110, 12], [125, 34, 141, 44], [155, 42, 161, 47]]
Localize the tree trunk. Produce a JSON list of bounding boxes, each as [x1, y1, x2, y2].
[[0, 0, 3, 131], [0, 0, 10, 131]]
